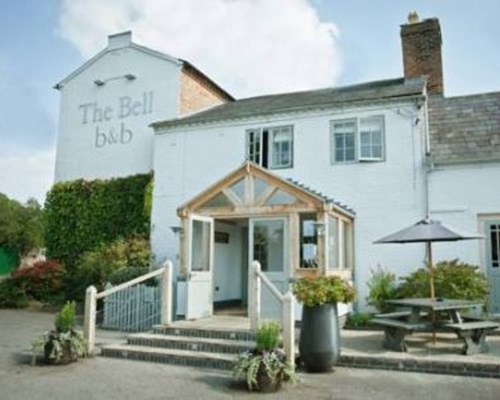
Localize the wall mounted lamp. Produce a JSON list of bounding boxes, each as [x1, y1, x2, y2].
[[93, 73, 137, 87]]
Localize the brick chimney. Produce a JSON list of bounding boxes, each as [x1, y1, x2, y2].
[[401, 13, 444, 96]]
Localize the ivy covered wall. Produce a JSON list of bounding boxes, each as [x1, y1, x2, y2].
[[44, 173, 152, 269]]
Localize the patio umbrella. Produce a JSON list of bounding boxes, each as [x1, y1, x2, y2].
[[374, 217, 483, 299]]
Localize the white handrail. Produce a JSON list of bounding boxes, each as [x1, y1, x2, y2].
[[249, 260, 295, 367], [84, 260, 174, 355]]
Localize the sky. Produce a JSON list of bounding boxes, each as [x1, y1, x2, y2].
[[0, 0, 499, 204]]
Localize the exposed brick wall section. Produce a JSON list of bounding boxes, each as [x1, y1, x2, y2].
[[401, 18, 444, 96], [179, 66, 232, 116]]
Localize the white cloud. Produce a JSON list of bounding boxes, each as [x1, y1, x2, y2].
[[59, 0, 341, 97], [0, 149, 55, 204]]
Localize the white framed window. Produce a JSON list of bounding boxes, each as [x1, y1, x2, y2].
[[331, 116, 385, 163], [246, 125, 293, 169]]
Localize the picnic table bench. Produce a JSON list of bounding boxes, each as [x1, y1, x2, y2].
[[371, 318, 431, 351], [444, 320, 500, 355], [371, 298, 499, 355]]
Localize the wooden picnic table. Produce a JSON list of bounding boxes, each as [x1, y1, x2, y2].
[[372, 298, 499, 355]]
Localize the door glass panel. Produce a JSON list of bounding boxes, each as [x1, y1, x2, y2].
[[253, 219, 284, 272], [191, 219, 211, 271]]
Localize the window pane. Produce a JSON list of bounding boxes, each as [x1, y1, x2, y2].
[[332, 120, 356, 162], [253, 219, 285, 272], [270, 127, 292, 168], [359, 117, 384, 160], [202, 192, 232, 208], [300, 214, 318, 269], [266, 189, 297, 205], [328, 216, 338, 270]]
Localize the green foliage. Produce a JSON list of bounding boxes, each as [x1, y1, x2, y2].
[[0, 194, 44, 257], [397, 259, 489, 301], [66, 237, 151, 301], [108, 266, 155, 286], [256, 322, 281, 352], [0, 277, 29, 308], [44, 173, 152, 269], [345, 312, 373, 328], [55, 301, 76, 333], [12, 260, 65, 305], [32, 330, 86, 365], [292, 276, 356, 307], [366, 266, 399, 313]]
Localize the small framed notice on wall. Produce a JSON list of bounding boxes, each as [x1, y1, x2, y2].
[[215, 231, 230, 243]]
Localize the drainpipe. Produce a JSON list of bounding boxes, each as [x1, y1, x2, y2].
[[422, 95, 431, 218]]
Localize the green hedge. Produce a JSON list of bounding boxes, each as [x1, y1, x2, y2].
[[44, 173, 152, 269]]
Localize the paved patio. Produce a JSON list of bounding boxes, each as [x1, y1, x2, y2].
[[2, 310, 500, 399]]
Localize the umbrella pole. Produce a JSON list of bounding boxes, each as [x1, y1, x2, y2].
[[427, 242, 437, 344]]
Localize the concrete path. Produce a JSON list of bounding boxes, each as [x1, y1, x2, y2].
[[1, 309, 500, 400]]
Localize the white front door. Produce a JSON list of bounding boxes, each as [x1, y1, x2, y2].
[[186, 215, 214, 319], [249, 217, 287, 319]]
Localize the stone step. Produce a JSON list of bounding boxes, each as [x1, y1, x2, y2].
[[153, 325, 256, 342], [101, 344, 236, 370], [127, 332, 255, 354]]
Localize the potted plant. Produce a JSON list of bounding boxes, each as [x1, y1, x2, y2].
[[293, 276, 355, 372], [32, 301, 86, 365], [232, 322, 295, 392]]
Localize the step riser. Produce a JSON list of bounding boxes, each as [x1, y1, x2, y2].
[[102, 348, 235, 370], [128, 337, 252, 354], [153, 326, 255, 341]]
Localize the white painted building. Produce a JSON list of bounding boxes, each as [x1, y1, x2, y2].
[[54, 16, 500, 318], [54, 31, 232, 182]]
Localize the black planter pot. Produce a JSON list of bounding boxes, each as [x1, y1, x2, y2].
[[299, 303, 340, 372]]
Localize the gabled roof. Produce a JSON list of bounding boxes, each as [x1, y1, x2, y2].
[[152, 77, 426, 130], [54, 38, 234, 101], [429, 92, 500, 165], [178, 162, 355, 218]]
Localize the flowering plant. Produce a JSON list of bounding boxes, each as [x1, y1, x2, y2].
[[292, 275, 356, 307]]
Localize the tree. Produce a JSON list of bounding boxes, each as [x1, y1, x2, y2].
[[0, 194, 44, 257]]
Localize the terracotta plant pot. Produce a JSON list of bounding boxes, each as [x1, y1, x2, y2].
[[299, 303, 340, 372]]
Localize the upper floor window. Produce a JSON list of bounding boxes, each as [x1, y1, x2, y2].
[[246, 125, 293, 169], [331, 116, 385, 163]]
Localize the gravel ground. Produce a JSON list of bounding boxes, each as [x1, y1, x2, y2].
[[1, 309, 500, 400]]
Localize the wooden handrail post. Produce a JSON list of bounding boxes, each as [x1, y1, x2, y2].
[[161, 260, 173, 325], [282, 291, 295, 367], [249, 260, 261, 331], [84, 285, 97, 356]]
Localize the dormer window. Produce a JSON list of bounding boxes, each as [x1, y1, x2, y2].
[[331, 116, 385, 163], [246, 125, 293, 169]]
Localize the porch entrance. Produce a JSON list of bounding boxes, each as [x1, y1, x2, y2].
[[177, 162, 355, 321]]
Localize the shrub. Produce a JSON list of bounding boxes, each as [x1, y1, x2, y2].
[[292, 276, 356, 307], [0, 277, 29, 308], [366, 266, 398, 313], [12, 260, 65, 304], [397, 259, 489, 301], [108, 266, 153, 286], [344, 312, 372, 328], [66, 237, 151, 301]]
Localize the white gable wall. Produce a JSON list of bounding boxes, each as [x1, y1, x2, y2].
[[55, 46, 181, 182], [152, 101, 428, 309]]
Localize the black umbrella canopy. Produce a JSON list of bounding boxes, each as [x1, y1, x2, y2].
[[374, 218, 483, 244], [374, 217, 483, 301]]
